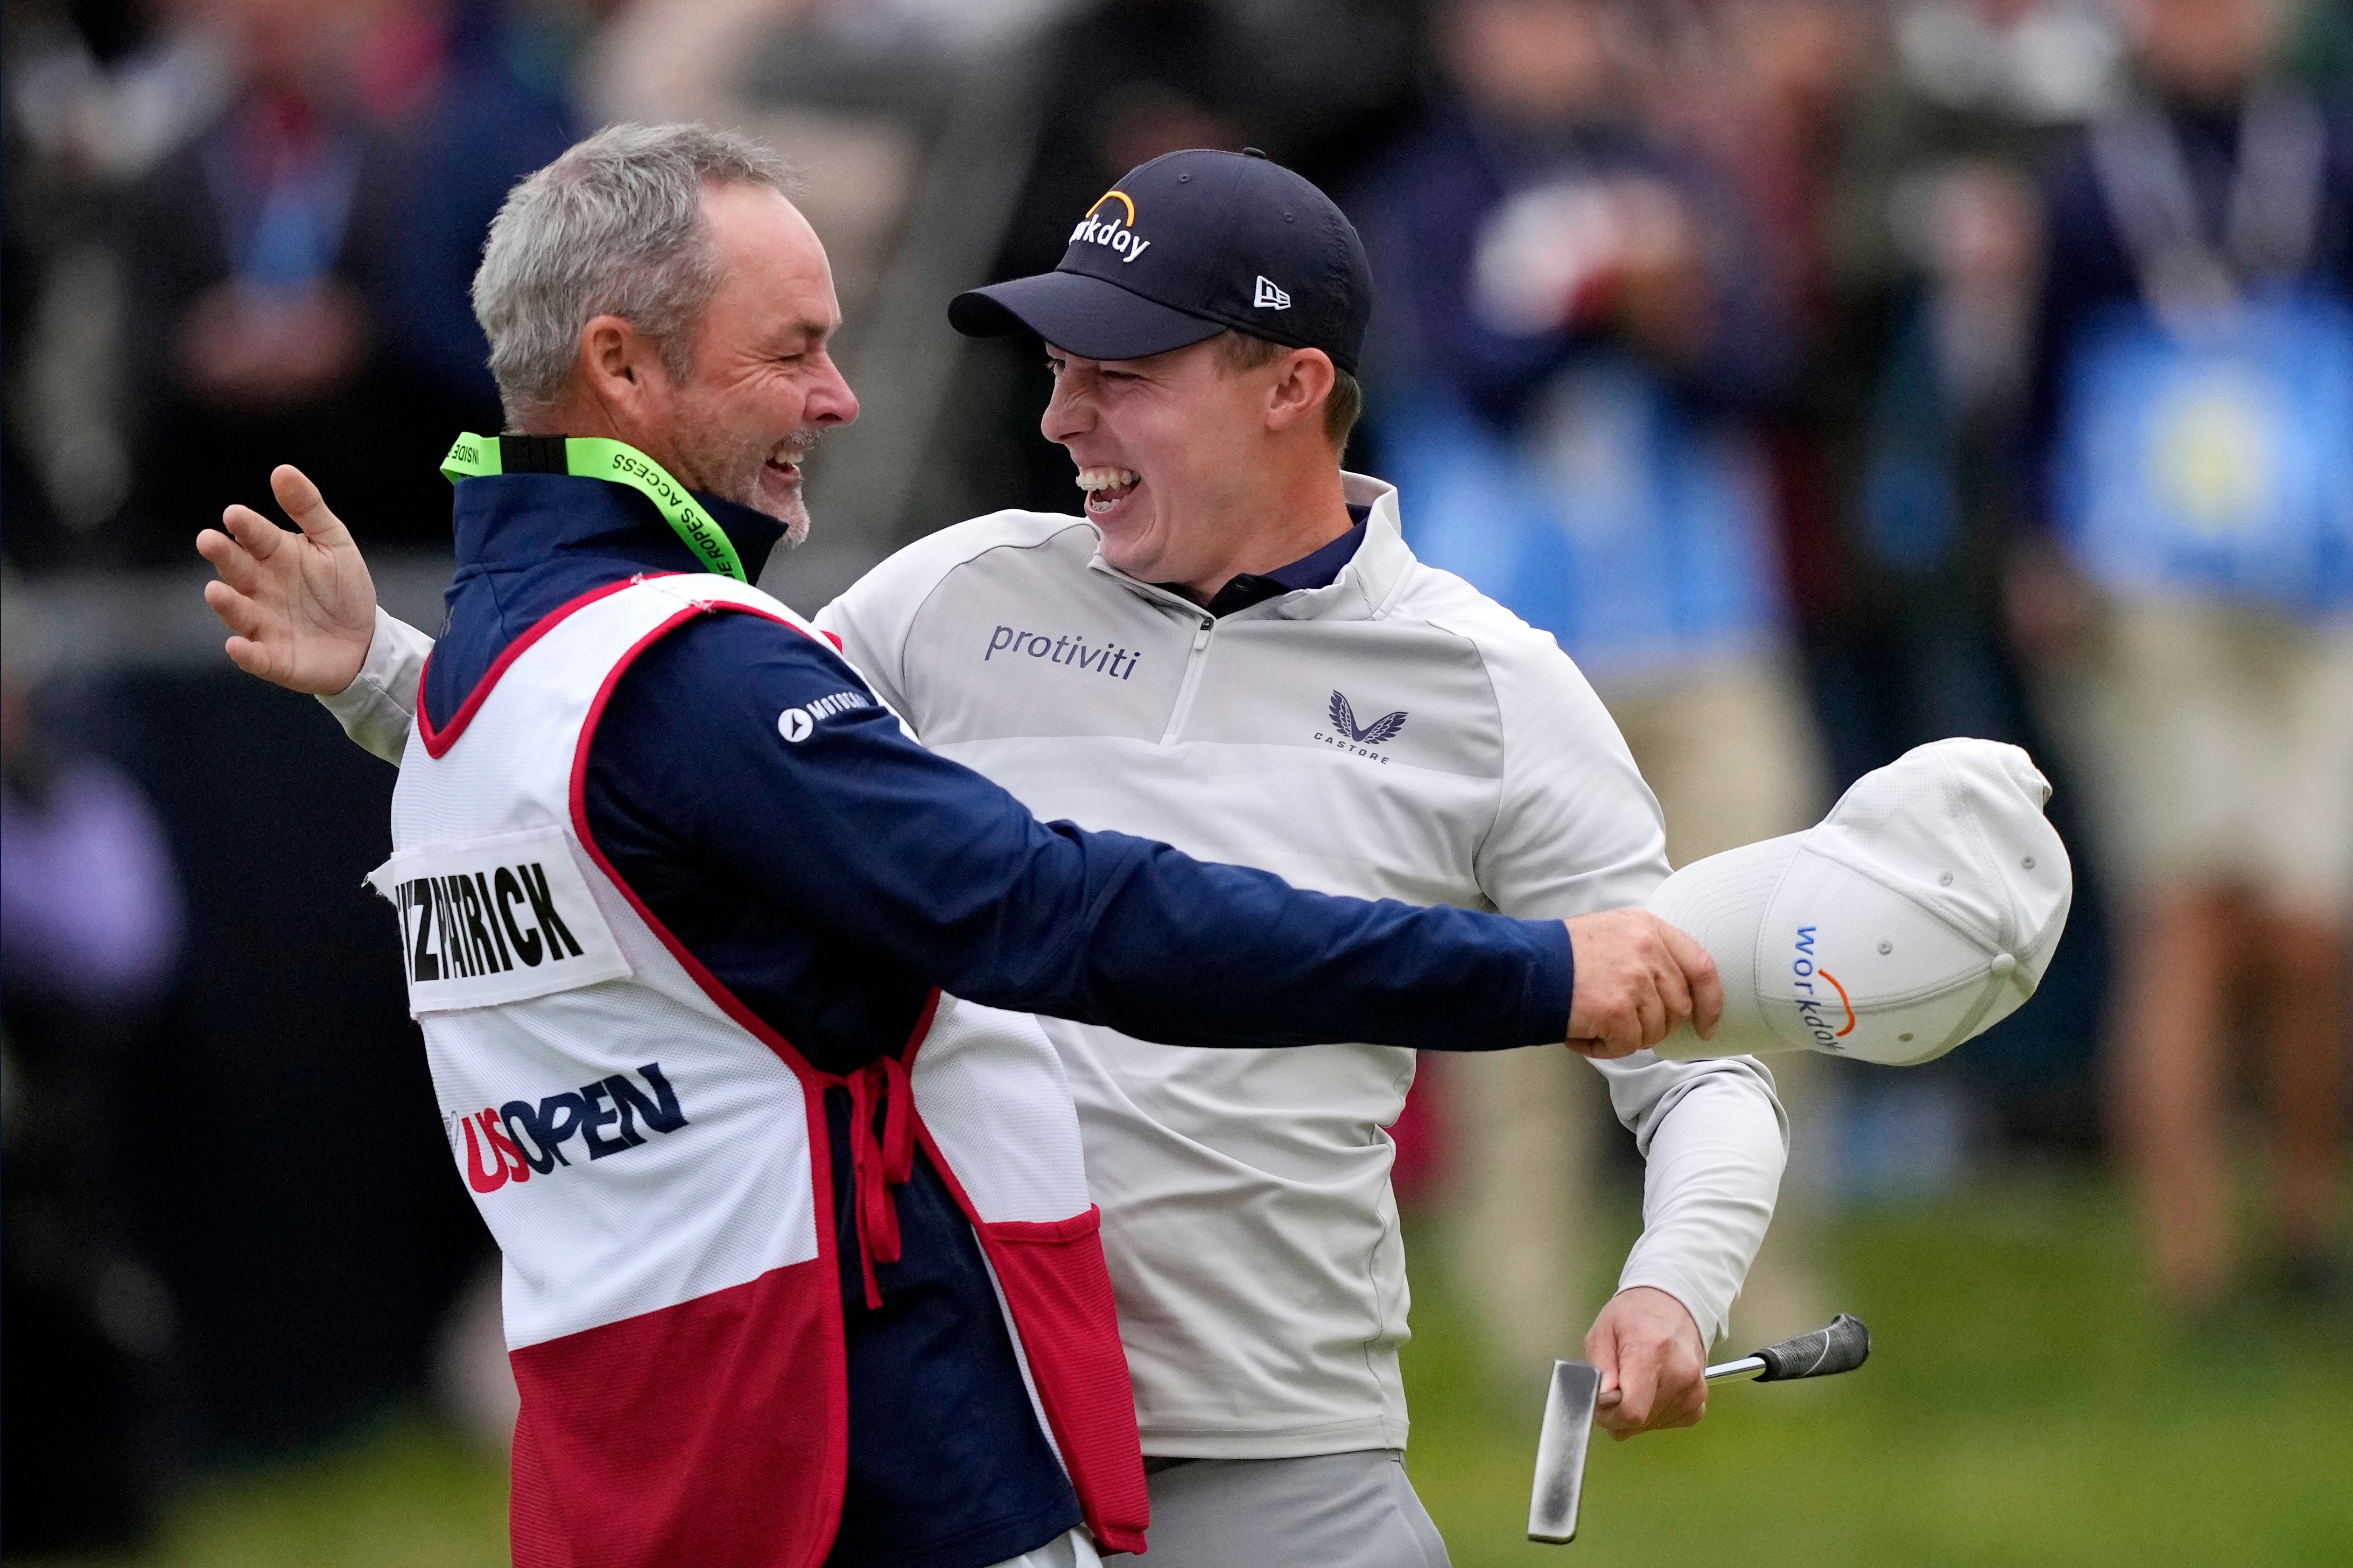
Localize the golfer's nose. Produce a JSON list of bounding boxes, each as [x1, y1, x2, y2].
[[1042, 369, 1091, 445]]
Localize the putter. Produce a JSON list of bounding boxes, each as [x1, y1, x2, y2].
[[1526, 1313, 1871, 1544]]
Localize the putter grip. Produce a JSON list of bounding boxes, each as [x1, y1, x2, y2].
[[1753, 1314, 1871, 1381]]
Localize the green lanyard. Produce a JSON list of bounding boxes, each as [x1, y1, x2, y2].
[[441, 433, 749, 583]]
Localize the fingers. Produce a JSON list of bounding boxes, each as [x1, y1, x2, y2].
[[1661, 920, 1725, 1040], [1646, 1359, 1707, 1434], [202, 577, 263, 640], [1604, 1337, 1660, 1441], [270, 464, 352, 544], [198, 527, 263, 597], [1584, 1310, 1623, 1406], [222, 634, 280, 681], [1566, 909, 1724, 1055], [215, 502, 288, 564], [1588, 1288, 1709, 1440], [1635, 977, 1667, 1050]]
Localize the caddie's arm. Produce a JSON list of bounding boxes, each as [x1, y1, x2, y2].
[[1472, 640, 1788, 1438], [598, 609, 1582, 1054], [813, 529, 1721, 1059]]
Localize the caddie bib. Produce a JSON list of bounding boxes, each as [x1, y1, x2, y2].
[[366, 570, 1146, 1568]]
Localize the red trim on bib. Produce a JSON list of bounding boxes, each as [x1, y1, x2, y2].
[[419, 575, 677, 757], [843, 1052, 913, 1309], [567, 599, 836, 1075], [915, 1129, 1150, 1556]]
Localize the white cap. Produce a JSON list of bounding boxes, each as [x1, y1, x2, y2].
[[1648, 739, 2072, 1066]]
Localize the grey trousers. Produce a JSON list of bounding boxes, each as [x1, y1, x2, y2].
[[1116, 1450, 1451, 1568]]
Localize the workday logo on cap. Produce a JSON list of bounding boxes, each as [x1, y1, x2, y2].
[[1069, 189, 1152, 264], [1647, 739, 2074, 1068], [1784, 924, 1854, 1053]]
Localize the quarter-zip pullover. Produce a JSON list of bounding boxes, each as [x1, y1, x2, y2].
[[819, 473, 1786, 1459]]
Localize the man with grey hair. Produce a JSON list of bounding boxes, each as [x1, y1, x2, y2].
[[196, 124, 1725, 1568]]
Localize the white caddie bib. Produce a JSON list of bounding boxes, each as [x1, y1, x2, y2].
[[365, 567, 1148, 1567]]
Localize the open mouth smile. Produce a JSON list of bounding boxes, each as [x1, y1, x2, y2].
[[1077, 466, 1140, 518]]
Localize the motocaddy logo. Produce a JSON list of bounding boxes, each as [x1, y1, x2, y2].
[[454, 1061, 689, 1195], [777, 690, 871, 743], [1314, 690, 1407, 764], [1789, 926, 1856, 1052], [1069, 189, 1152, 264]]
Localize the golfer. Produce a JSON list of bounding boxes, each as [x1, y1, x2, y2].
[[197, 126, 1725, 1568]]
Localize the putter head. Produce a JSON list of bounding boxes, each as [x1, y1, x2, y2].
[[1527, 1359, 1601, 1543]]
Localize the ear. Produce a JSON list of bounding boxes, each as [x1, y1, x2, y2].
[[576, 314, 677, 426], [1263, 348, 1336, 437]]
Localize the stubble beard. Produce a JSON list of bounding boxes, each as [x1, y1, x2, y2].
[[674, 419, 821, 549]]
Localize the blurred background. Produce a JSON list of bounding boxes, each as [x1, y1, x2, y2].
[[2, 0, 2348, 1562]]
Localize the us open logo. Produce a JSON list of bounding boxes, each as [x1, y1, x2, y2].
[[454, 1060, 689, 1195]]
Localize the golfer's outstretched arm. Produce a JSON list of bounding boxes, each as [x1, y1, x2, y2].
[[1475, 626, 1787, 1435]]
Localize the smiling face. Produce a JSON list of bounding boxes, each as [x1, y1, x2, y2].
[[1042, 336, 1328, 589], [641, 184, 858, 543]]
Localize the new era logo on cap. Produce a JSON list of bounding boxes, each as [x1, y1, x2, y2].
[[1253, 276, 1291, 310]]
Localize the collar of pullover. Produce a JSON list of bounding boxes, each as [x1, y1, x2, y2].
[[423, 467, 789, 735], [448, 467, 787, 588], [1092, 470, 1414, 624]]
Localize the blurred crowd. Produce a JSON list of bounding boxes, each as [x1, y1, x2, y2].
[[4, 0, 2350, 1553]]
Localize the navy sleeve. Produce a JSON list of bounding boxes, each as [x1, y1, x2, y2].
[[588, 611, 1573, 1054]]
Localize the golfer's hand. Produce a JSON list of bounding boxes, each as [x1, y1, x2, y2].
[[1587, 1286, 1707, 1441], [196, 464, 379, 694], [1563, 909, 1722, 1059]]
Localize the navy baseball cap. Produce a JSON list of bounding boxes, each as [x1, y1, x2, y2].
[[949, 148, 1373, 375]]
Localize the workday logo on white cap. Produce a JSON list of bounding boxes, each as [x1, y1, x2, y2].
[[1649, 739, 2072, 1067], [1786, 925, 1852, 1053]]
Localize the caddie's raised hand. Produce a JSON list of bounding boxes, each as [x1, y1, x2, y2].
[[1562, 908, 1722, 1059], [195, 463, 379, 694], [1586, 1285, 1708, 1440]]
